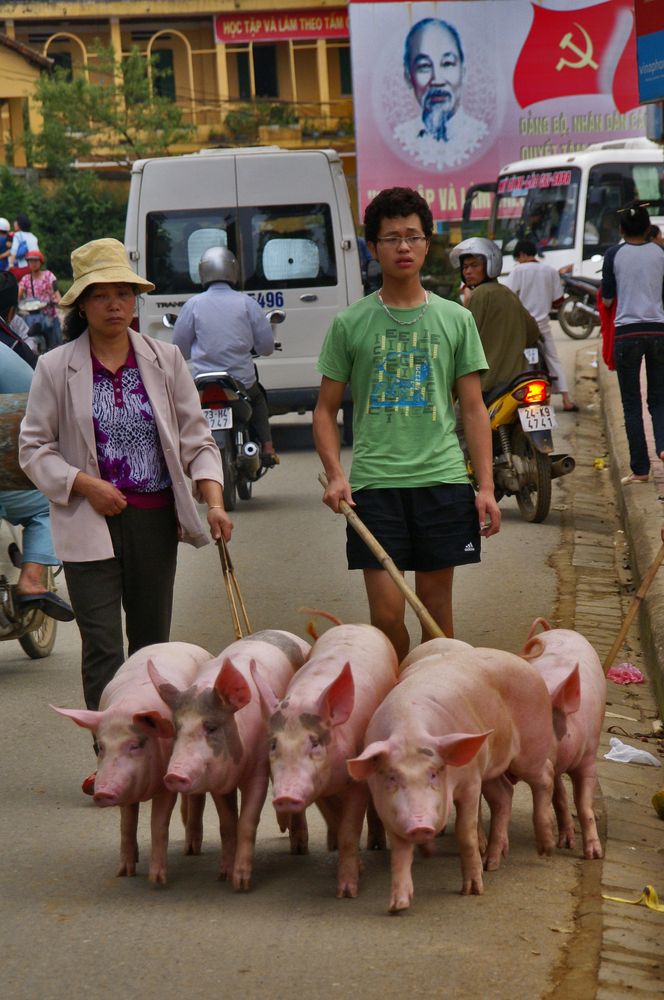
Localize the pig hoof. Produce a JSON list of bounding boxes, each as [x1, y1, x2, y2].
[[336, 883, 359, 899], [290, 841, 309, 856], [461, 879, 484, 896], [117, 863, 137, 878], [388, 896, 411, 913], [149, 869, 167, 885], [583, 842, 603, 860], [185, 840, 203, 856], [232, 875, 252, 892], [483, 854, 501, 872], [557, 831, 576, 850]]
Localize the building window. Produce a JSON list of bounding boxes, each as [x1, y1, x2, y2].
[[50, 51, 73, 80], [253, 44, 278, 98], [338, 46, 352, 96], [236, 51, 251, 100], [152, 49, 175, 101]]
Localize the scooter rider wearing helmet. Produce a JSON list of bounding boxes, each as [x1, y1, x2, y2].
[[173, 246, 279, 466], [449, 237, 540, 394]]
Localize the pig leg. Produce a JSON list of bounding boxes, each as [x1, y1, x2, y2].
[[336, 782, 370, 899], [287, 811, 309, 855], [183, 793, 207, 856], [367, 796, 386, 851], [232, 772, 270, 891], [455, 786, 484, 895], [118, 802, 140, 877], [388, 833, 415, 913], [148, 787, 178, 885], [481, 775, 514, 871], [525, 760, 556, 856], [315, 795, 342, 851], [552, 774, 576, 850], [211, 789, 238, 881], [570, 763, 603, 860]]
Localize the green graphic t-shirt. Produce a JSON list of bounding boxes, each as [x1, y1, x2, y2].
[[317, 292, 488, 490]]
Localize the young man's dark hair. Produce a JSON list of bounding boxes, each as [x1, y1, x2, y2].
[[513, 239, 538, 258], [618, 202, 650, 238], [15, 213, 31, 232], [363, 187, 434, 245], [0, 271, 19, 318]]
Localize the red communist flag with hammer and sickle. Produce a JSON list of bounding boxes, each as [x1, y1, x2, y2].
[[513, 0, 639, 113]]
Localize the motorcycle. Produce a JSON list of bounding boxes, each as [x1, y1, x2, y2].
[[17, 297, 50, 354], [467, 370, 575, 523], [190, 309, 285, 512], [557, 273, 601, 340], [0, 528, 59, 658]]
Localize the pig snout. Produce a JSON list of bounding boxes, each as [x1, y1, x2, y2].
[[272, 793, 306, 813], [93, 789, 119, 808], [164, 770, 194, 794], [404, 823, 437, 843]]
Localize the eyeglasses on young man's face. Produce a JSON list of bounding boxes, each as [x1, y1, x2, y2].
[[375, 235, 428, 248]]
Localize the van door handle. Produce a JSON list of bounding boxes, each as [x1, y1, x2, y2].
[[300, 293, 318, 302]]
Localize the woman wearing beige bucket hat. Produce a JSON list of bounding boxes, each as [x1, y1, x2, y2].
[[19, 239, 232, 762]]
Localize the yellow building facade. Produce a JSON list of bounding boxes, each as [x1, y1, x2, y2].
[[0, 1, 354, 159]]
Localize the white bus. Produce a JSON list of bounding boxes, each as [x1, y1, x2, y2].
[[463, 138, 664, 277]]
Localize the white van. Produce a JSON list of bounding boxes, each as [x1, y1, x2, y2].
[[124, 146, 363, 415]]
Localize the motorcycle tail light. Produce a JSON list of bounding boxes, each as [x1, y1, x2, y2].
[[200, 385, 233, 405], [512, 379, 550, 404]]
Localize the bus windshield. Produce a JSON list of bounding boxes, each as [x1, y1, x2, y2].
[[492, 167, 581, 254]]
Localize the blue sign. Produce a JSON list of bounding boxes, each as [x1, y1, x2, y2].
[[637, 29, 664, 104]]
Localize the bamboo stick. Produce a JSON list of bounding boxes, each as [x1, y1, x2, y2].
[[603, 542, 664, 674]]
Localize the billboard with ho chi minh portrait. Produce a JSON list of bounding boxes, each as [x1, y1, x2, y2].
[[349, 0, 647, 223]]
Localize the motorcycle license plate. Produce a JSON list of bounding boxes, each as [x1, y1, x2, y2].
[[518, 405, 556, 432], [203, 407, 233, 430]]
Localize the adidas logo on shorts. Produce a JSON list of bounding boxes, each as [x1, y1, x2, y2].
[[464, 542, 475, 552]]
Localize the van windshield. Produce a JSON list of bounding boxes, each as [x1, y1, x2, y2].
[[145, 203, 337, 294], [493, 168, 581, 254]]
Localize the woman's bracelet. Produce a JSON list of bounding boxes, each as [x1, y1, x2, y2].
[[207, 504, 224, 510]]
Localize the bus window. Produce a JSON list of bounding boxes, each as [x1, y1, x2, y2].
[[494, 168, 581, 255], [146, 209, 237, 294], [583, 162, 664, 259]]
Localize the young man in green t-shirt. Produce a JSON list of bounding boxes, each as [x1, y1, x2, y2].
[[313, 187, 501, 660]]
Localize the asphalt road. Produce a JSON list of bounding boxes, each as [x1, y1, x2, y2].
[[1, 329, 589, 1000]]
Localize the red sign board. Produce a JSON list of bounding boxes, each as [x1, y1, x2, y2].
[[214, 9, 349, 44], [634, 0, 664, 37]]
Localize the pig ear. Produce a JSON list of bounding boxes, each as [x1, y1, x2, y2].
[[133, 710, 175, 740], [435, 730, 493, 768], [319, 662, 354, 727], [147, 658, 182, 710], [49, 705, 103, 731], [214, 658, 252, 713], [550, 664, 581, 715], [347, 740, 392, 781], [250, 660, 280, 719]]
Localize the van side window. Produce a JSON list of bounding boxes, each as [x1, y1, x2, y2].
[[146, 210, 237, 293], [241, 204, 337, 290]]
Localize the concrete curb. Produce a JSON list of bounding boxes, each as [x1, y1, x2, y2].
[[598, 355, 664, 715]]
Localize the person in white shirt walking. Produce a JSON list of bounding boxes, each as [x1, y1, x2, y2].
[[506, 240, 578, 412]]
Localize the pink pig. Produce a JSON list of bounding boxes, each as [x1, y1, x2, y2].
[[521, 618, 606, 859], [252, 623, 398, 899], [347, 642, 556, 912], [149, 629, 311, 891], [50, 641, 212, 884]]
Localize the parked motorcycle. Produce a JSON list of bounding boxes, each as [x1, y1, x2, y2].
[[558, 273, 601, 340], [467, 370, 575, 523], [190, 310, 285, 512], [0, 531, 59, 658], [17, 297, 50, 354]]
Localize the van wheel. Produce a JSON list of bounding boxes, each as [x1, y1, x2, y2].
[[221, 447, 237, 512]]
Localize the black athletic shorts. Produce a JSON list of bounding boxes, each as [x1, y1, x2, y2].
[[346, 484, 481, 572]]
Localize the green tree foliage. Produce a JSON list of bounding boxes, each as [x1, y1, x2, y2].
[[0, 167, 126, 279], [28, 45, 193, 172]]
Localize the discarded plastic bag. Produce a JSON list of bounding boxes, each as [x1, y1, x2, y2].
[[604, 736, 661, 766], [606, 662, 645, 685]]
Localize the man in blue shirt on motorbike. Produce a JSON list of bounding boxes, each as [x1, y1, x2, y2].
[[173, 246, 279, 467]]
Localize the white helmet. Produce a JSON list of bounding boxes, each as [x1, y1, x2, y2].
[[448, 237, 503, 280], [198, 246, 238, 287], [0, 217, 10, 232]]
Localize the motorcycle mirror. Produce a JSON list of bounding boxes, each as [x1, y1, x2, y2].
[[266, 309, 286, 326], [162, 314, 178, 329]]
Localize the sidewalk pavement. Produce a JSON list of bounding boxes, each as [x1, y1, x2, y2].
[[560, 343, 664, 998]]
